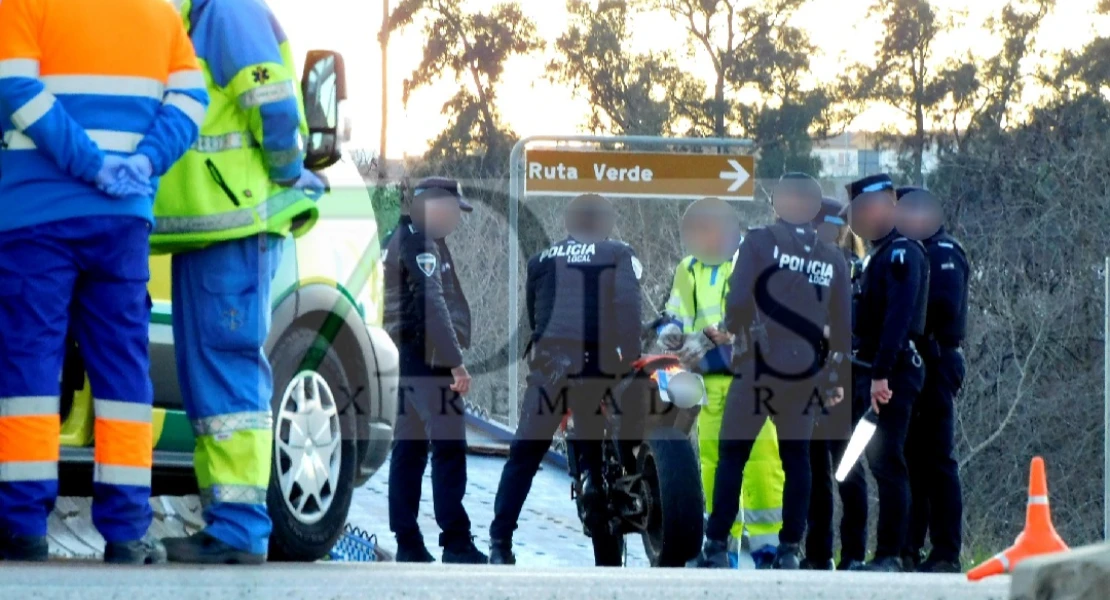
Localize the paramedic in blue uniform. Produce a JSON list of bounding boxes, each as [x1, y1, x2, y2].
[[383, 177, 487, 565], [0, 0, 204, 564]]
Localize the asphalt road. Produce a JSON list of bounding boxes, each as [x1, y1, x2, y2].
[[3, 562, 1013, 600]]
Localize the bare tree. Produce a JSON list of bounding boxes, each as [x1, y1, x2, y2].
[[548, 0, 677, 136], [386, 0, 544, 174]]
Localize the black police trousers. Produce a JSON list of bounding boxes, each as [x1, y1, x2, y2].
[[905, 347, 966, 562], [706, 362, 819, 546], [864, 355, 925, 560], [805, 373, 869, 564], [489, 353, 619, 542], [388, 351, 472, 549]]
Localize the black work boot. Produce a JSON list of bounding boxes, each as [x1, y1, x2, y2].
[[902, 548, 924, 572], [918, 555, 962, 573], [772, 543, 801, 570], [859, 555, 904, 572], [395, 539, 436, 563], [488, 539, 516, 565], [0, 534, 49, 562], [105, 534, 167, 565], [442, 537, 488, 564], [800, 556, 835, 570], [839, 558, 866, 571], [694, 538, 730, 569], [163, 531, 266, 565]]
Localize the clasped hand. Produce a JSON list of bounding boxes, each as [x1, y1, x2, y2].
[[95, 154, 154, 198]]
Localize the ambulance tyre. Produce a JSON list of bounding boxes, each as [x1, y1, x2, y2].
[[638, 426, 704, 567], [266, 325, 358, 562]]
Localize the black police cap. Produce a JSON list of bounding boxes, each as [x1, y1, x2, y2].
[[414, 176, 473, 212], [814, 197, 846, 227], [895, 186, 936, 203], [846, 173, 895, 201]]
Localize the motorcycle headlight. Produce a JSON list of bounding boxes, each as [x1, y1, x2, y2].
[[663, 371, 706, 409]]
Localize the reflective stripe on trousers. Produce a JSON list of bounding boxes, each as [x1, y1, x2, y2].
[[193, 411, 272, 437], [0, 396, 61, 482], [192, 410, 272, 507], [744, 506, 784, 526], [200, 484, 269, 508], [154, 188, 308, 235], [93, 399, 153, 488]]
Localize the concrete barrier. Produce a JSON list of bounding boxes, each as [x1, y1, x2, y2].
[[1010, 543, 1110, 600]]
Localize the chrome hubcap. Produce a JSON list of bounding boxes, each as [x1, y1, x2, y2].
[[275, 370, 342, 524]]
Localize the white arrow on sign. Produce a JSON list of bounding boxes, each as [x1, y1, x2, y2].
[[719, 159, 751, 192]]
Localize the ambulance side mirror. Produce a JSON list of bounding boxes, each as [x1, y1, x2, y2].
[[301, 50, 348, 171]]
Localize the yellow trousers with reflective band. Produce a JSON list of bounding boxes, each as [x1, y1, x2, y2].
[[698, 374, 785, 548]]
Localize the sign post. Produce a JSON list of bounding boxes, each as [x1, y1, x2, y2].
[[505, 136, 755, 426]]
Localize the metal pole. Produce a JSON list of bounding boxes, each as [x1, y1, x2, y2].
[[1103, 255, 1109, 540], [379, 0, 389, 163], [507, 143, 525, 427], [505, 134, 754, 433]]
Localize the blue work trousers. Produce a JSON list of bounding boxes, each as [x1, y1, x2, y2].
[[171, 234, 283, 554], [0, 216, 153, 543]]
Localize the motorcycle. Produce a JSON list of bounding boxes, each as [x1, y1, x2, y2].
[[563, 354, 707, 567]]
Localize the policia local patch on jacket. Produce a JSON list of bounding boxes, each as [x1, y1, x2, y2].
[[416, 252, 437, 277], [539, 241, 596, 264]]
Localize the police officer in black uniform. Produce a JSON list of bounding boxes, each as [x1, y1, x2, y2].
[[843, 173, 930, 572], [803, 197, 870, 571], [696, 173, 852, 570], [896, 186, 969, 573], [383, 176, 487, 564], [488, 193, 644, 567]]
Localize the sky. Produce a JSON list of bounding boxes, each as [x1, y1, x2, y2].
[[264, 0, 1107, 158]]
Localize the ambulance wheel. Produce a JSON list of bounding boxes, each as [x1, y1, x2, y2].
[[638, 426, 704, 567], [266, 325, 358, 562]]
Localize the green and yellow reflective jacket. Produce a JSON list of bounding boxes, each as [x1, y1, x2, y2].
[[152, 0, 318, 254]]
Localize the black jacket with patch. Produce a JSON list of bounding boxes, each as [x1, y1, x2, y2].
[[526, 236, 643, 372], [923, 228, 969, 349], [383, 216, 471, 368], [725, 220, 852, 386], [854, 230, 930, 380]]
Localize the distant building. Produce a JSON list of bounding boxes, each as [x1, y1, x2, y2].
[[811, 131, 938, 180], [812, 147, 859, 178]]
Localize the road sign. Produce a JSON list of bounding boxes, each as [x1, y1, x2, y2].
[[524, 149, 756, 200]]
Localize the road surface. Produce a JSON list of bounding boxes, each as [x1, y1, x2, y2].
[[2, 562, 1011, 600], [49, 454, 652, 566]]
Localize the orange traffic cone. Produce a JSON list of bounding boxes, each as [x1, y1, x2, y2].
[[967, 456, 1069, 581]]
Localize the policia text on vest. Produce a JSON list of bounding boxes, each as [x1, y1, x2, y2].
[[734, 234, 845, 393]]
